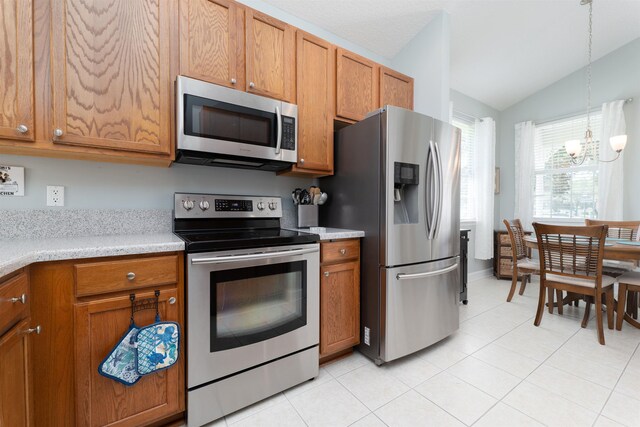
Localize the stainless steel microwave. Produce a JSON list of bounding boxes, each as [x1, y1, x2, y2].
[[175, 76, 298, 171]]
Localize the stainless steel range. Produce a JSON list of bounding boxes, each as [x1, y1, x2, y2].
[[173, 193, 320, 426]]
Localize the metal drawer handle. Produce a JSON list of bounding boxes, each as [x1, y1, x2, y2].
[[396, 263, 459, 281], [26, 325, 41, 335], [10, 294, 27, 304], [249, 81, 255, 88], [127, 272, 136, 281], [340, 249, 346, 255], [17, 124, 28, 134], [231, 78, 237, 85], [168, 297, 176, 305], [53, 128, 63, 138]]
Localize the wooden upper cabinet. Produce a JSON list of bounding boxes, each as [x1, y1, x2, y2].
[[245, 9, 295, 103], [0, 0, 34, 142], [294, 31, 334, 173], [179, 0, 244, 89], [0, 319, 33, 427], [50, 0, 175, 156], [380, 67, 414, 110], [75, 289, 182, 427], [335, 48, 379, 122]]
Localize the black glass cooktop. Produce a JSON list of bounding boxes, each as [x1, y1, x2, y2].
[[175, 228, 319, 252]]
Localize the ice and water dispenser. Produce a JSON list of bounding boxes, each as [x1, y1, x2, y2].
[[393, 162, 419, 224]]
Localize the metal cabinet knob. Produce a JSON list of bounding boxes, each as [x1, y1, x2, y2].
[[16, 124, 28, 134], [10, 294, 27, 304], [231, 78, 237, 85], [168, 297, 176, 305], [53, 128, 64, 137], [127, 272, 136, 281], [300, 158, 305, 165], [26, 325, 41, 335], [249, 82, 255, 88], [340, 249, 346, 255], [324, 271, 330, 277]]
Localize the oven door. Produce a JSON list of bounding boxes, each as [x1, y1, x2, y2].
[[187, 244, 319, 388], [177, 76, 297, 164]]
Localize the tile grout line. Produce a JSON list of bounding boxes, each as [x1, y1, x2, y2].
[[592, 339, 640, 427], [282, 388, 311, 427]]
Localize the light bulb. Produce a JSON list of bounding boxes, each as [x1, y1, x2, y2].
[[609, 134, 627, 153], [565, 139, 582, 158]]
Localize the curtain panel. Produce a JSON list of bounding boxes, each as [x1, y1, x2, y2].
[[474, 117, 496, 260], [514, 121, 536, 231], [598, 100, 626, 220]]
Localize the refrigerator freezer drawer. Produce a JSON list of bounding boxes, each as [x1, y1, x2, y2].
[[381, 257, 460, 362]]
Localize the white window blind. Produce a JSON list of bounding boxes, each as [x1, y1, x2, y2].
[[533, 112, 602, 219], [452, 115, 476, 222]]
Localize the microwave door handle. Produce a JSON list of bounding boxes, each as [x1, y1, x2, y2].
[[191, 247, 318, 265], [275, 106, 282, 155]]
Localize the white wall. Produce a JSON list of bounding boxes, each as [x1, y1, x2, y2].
[[451, 89, 500, 275], [392, 12, 451, 122], [497, 37, 640, 225]]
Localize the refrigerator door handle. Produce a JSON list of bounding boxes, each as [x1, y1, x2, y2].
[[425, 140, 435, 239], [433, 141, 444, 239], [396, 262, 459, 280]]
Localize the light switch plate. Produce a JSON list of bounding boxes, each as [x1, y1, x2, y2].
[[47, 185, 64, 206]]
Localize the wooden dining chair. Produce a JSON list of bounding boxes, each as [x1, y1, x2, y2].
[[616, 271, 640, 331], [533, 223, 615, 345], [585, 219, 640, 274], [503, 219, 541, 302]]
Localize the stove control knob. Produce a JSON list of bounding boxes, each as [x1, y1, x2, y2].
[[182, 199, 194, 211], [257, 202, 265, 211], [199, 200, 210, 211], [268, 201, 277, 210]]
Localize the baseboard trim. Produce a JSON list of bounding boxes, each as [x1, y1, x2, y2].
[[469, 268, 493, 282]]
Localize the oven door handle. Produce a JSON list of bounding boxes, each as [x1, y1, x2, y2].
[[275, 106, 282, 155], [191, 247, 318, 265]]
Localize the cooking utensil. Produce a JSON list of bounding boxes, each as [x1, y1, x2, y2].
[[293, 188, 302, 205], [317, 192, 328, 205], [300, 189, 311, 205]]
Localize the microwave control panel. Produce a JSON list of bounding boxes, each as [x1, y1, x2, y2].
[[281, 116, 296, 150]]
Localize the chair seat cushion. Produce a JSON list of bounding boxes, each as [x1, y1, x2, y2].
[[618, 271, 640, 286], [517, 259, 539, 271], [546, 273, 615, 288]]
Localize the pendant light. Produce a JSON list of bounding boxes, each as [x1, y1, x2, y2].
[[565, 0, 627, 165]]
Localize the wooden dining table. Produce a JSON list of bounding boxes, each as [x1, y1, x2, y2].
[[524, 235, 640, 328]]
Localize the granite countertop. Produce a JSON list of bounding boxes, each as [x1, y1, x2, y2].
[[1, 233, 185, 278], [286, 227, 365, 241]]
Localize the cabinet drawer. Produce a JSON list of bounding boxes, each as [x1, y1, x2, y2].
[[500, 246, 513, 257], [75, 255, 179, 297], [321, 240, 360, 264], [0, 272, 29, 335], [499, 233, 511, 245]]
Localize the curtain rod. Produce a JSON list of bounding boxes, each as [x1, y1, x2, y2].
[[535, 97, 633, 126]]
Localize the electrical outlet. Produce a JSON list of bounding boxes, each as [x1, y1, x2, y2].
[[47, 186, 65, 206]]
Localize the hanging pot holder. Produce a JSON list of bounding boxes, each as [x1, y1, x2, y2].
[[134, 290, 181, 376], [97, 294, 145, 386]]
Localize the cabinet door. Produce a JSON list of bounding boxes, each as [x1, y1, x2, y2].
[[320, 261, 360, 357], [75, 289, 182, 427], [295, 31, 334, 173], [0, 0, 34, 141], [245, 9, 295, 102], [180, 0, 244, 89], [380, 67, 414, 110], [50, 0, 175, 155], [335, 48, 379, 122], [0, 319, 33, 427]]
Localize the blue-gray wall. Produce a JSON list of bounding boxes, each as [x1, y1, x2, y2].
[[497, 37, 640, 226]]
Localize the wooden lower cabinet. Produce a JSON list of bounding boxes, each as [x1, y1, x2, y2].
[[0, 318, 33, 427], [319, 239, 360, 361], [75, 289, 182, 427], [30, 253, 185, 427]]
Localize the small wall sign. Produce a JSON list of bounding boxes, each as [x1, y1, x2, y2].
[[0, 165, 25, 196]]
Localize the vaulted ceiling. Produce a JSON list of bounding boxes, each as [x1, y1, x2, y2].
[[261, 0, 640, 110]]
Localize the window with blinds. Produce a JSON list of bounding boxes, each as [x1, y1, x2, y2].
[[452, 115, 476, 222], [533, 112, 602, 219]]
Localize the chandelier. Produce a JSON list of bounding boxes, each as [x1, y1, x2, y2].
[[564, 0, 627, 165]]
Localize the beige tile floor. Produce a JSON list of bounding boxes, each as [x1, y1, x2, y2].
[[205, 276, 640, 427]]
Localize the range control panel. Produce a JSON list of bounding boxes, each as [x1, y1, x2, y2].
[[174, 193, 282, 219]]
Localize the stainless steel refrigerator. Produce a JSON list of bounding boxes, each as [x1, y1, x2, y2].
[[320, 106, 461, 364]]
